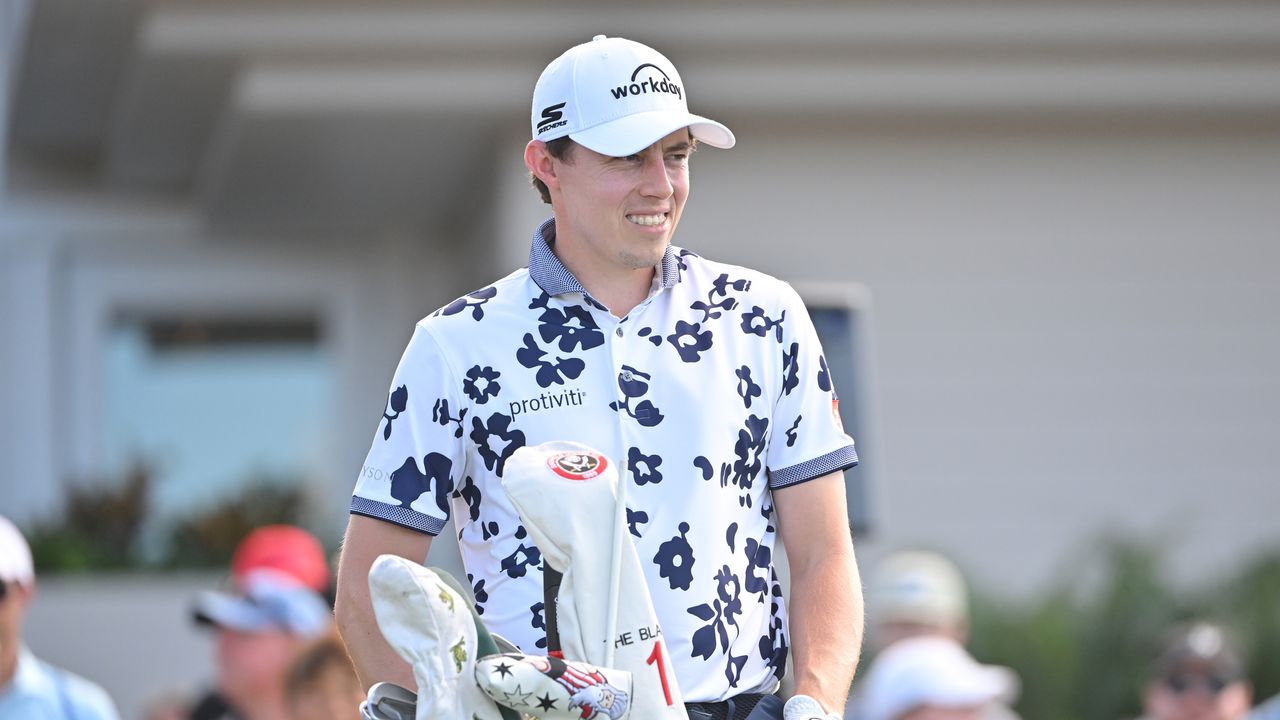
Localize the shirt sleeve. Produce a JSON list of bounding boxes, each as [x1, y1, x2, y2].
[[766, 282, 859, 489], [350, 322, 468, 535]]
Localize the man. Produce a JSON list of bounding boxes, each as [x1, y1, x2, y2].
[[0, 514, 121, 719], [847, 551, 1019, 720], [337, 35, 863, 719], [864, 551, 971, 649], [853, 636, 1017, 720], [1140, 622, 1251, 720], [191, 526, 335, 720]]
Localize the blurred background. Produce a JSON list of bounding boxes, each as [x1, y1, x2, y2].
[[2, 1, 1278, 718]]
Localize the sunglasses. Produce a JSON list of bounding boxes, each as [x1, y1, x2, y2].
[[1163, 673, 1234, 695]]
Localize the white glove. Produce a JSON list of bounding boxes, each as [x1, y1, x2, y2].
[[783, 695, 840, 720]]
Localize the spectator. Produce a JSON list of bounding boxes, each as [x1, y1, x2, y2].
[[228, 525, 334, 604], [848, 551, 1019, 720], [0, 514, 122, 719], [191, 526, 335, 720], [855, 636, 1018, 720], [284, 630, 362, 720], [1141, 621, 1251, 720], [867, 551, 970, 649]]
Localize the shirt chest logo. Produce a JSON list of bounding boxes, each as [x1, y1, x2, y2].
[[509, 388, 587, 419]]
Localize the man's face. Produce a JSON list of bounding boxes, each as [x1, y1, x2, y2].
[[0, 581, 31, 662], [216, 626, 305, 707], [1143, 667, 1252, 720], [546, 129, 692, 279]]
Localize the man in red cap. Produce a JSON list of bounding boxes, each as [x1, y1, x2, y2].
[[190, 525, 335, 720]]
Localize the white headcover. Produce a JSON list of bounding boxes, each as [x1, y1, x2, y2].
[[502, 441, 689, 720], [367, 555, 507, 720], [476, 652, 632, 720]]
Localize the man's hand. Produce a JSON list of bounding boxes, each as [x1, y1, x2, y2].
[[783, 694, 841, 720]]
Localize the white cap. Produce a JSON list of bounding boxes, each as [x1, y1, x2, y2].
[[193, 569, 331, 638], [531, 35, 735, 157], [858, 637, 1019, 720], [0, 515, 35, 586], [870, 551, 969, 628]]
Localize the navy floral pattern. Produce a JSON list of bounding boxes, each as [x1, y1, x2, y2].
[[654, 522, 695, 591], [627, 508, 650, 538], [666, 320, 713, 363], [735, 366, 762, 409], [610, 366, 664, 427], [517, 333, 586, 388], [740, 306, 785, 343], [439, 286, 498, 321], [627, 447, 664, 486], [463, 366, 502, 404], [530, 292, 606, 352], [469, 412, 526, 476], [389, 453, 453, 514], [382, 385, 408, 440], [432, 398, 467, 439]]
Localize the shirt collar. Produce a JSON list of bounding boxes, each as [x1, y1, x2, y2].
[[5, 646, 48, 696], [527, 217, 682, 297]]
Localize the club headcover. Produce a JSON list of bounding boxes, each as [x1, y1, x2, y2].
[[476, 652, 632, 719], [367, 555, 508, 720], [501, 441, 688, 719]]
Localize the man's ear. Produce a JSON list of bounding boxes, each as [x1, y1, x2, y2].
[[525, 140, 559, 192]]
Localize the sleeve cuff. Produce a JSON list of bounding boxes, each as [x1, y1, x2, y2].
[[768, 444, 859, 489], [350, 496, 447, 536]]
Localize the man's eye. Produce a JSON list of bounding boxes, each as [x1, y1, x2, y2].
[[624, 154, 643, 163]]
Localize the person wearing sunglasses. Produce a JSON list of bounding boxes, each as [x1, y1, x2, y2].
[[0, 514, 121, 719], [1141, 621, 1252, 720]]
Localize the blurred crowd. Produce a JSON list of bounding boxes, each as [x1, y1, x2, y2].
[[2, 512, 1277, 720], [1, 516, 360, 720]]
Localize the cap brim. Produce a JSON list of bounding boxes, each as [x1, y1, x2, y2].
[[193, 590, 275, 633], [571, 109, 735, 157]]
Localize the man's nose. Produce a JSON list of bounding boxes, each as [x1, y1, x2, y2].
[[638, 153, 673, 198]]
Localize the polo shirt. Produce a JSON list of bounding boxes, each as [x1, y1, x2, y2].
[[0, 646, 121, 720], [352, 217, 857, 701]]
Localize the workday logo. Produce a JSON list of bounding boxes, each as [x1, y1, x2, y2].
[[610, 63, 682, 102], [537, 102, 568, 134]]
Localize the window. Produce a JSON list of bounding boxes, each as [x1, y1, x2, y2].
[[797, 284, 879, 536], [104, 314, 333, 556]]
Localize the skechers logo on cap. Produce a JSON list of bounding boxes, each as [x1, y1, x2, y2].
[[610, 63, 682, 101], [537, 102, 568, 134]]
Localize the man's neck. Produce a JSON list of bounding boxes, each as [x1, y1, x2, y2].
[[546, 230, 659, 318], [0, 645, 19, 691]]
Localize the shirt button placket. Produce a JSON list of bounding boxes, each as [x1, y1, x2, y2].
[[609, 315, 634, 463]]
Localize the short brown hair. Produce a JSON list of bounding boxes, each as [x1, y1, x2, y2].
[[530, 137, 575, 205], [285, 631, 359, 700]]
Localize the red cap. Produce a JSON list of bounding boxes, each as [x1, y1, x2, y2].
[[230, 525, 330, 593]]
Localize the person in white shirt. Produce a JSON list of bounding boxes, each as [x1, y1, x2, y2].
[[0, 514, 121, 720]]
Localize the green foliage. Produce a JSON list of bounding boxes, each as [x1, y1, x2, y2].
[[967, 537, 1280, 720], [26, 463, 150, 571], [161, 480, 308, 568], [25, 465, 318, 573]]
